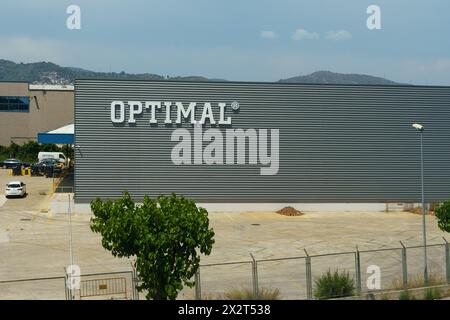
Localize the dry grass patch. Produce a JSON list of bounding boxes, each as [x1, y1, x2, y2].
[[222, 287, 281, 300], [389, 272, 446, 290]]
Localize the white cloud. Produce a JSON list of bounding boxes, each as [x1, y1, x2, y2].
[[325, 30, 352, 41], [291, 29, 319, 41], [260, 31, 277, 39]]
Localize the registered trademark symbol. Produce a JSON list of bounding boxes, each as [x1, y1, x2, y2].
[[231, 101, 240, 111]]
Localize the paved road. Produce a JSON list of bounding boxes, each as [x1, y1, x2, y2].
[[0, 195, 6, 208]]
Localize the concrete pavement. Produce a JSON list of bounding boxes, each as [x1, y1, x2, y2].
[[0, 168, 449, 299]]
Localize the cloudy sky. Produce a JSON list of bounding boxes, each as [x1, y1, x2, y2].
[[1, 0, 450, 84]]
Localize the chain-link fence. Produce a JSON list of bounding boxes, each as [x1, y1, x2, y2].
[[0, 271, 137, 300], [257, 256, 307, 299], [359, 247, 403, 291], [1, 239, 449, 300], [0, 276, 67, 300], [194, 238, 450, 300]]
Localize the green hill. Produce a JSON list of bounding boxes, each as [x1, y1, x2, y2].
[[278, 70, 401, 85], [0, 59, 402, 85]]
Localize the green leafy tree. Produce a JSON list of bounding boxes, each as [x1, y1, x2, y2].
[[0, 140, 74, 164], [8, 142, 19, 158], [90, 192, 215, 300], [435, 201, 450, 233]]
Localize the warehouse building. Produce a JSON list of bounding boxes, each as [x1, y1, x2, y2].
[[74, 79, 450, 211], [0, 81, 74, 146]]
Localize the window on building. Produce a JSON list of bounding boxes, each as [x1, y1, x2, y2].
[[0, 96, 30, 112]]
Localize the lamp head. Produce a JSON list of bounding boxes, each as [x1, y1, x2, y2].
[[412, 123, 424, 132]]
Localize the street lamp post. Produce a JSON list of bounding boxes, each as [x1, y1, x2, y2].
[[412, 123, 428, 284], [68, 193, 75, 299]]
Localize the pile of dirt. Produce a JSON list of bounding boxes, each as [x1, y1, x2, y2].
[[276, 206, 304, 216]]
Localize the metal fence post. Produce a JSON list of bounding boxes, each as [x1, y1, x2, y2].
[[400, 241, 408, 289], [304, 249, 313, 300], [195, 267, 202, 300], [444, 237, 450, 284], [355, 246, 362, 295], [64, 276, 69, 300], [130, 268, 134, 300], [130, 270, 136, 300], [135, 271, 140, 300], [250, 253, 259, 299], [131, 261, 140, 300]]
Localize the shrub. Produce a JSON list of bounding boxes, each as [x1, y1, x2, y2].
[[424, 287, 442, 300], [399, 290, 415, 300], [379, 293, 391, 300], [313, 269, 355, 299], [223, 287, 281, 300]]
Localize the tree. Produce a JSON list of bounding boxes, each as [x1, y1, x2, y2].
[[435, 201, 450, 233], [90, 192, 215, 300]]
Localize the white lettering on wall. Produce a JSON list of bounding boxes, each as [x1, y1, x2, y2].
[[176, 102, 197, 124], [128, 101, 143, 123], [219, 103, 232, 125], [164, 102, 173, 124], [145, 101, 161, 124], [199, 103, 216, 125], [110, 101, 125, 123], [110, 100, 234, 125]]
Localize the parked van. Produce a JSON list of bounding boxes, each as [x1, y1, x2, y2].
[[38, 152, 67, 165]]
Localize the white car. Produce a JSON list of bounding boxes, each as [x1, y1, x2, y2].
[[5, 181, 27, 198]]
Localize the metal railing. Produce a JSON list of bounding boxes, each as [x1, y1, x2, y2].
[[66, 270, 136, 300], [54, 186, 74, 193]]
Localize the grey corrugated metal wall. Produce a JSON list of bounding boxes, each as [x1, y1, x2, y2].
[[75, 79, 450, 203]]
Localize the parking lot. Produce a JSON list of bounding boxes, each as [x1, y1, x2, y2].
[[0, 167, 449, 299], [0, 168, 53, 212]]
